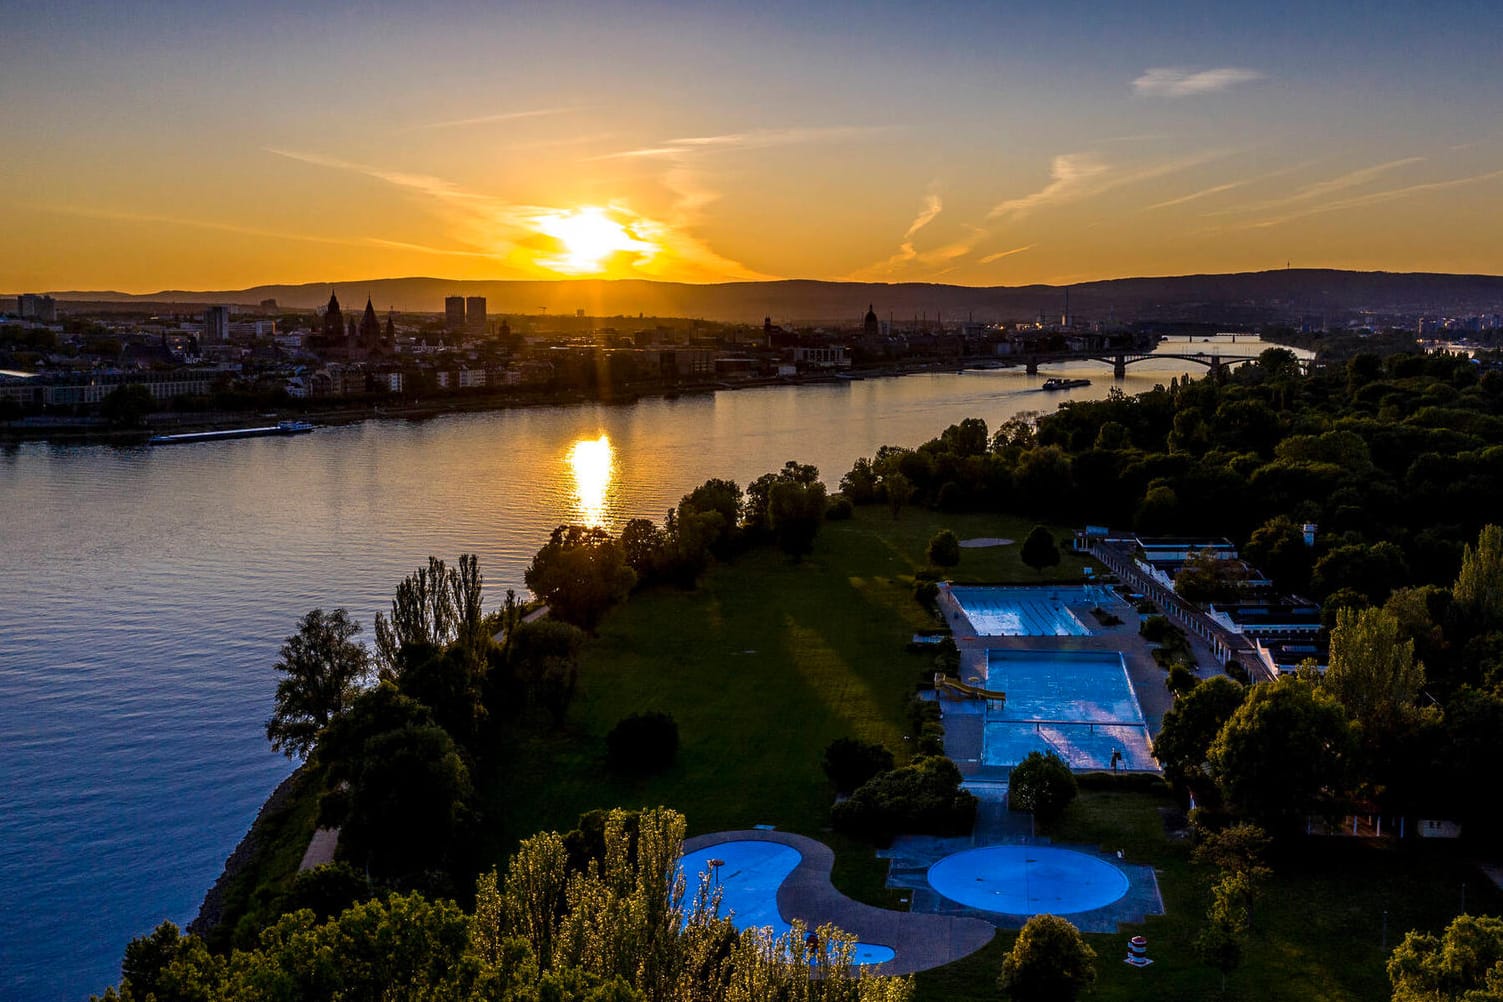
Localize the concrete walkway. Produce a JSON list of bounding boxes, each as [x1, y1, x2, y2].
[[681, 829, 995, 976]]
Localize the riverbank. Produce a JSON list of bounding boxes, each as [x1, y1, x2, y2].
[[0, 356, 1021, 444]]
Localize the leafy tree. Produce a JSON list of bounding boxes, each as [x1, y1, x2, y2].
[[884, 470, 913, 519], [606, 711, 679, 773], [767, 476, 828, 560], [1196, 919, 1243, 995], [1174, 550, 1249, 605], [1008, 751, 1077, 824], [115, 921, 221, 1002], [525, 525, 636, 630], [502, 618, 586, 726], [100, 383, 154, 427], [373, 555, 487, 676], [1452, 523, 1503, 634], [265, 608, 372, 759], [1013, 446, 1074, 515], [678, 478, 743, 556], [1207, 678, 1354, 828], [279, 862, 371, 923], [926, 529, 961, 569], [1311, 542, 1409, 604], [997, 914, 1097, 1002], [1388, 914, 1503, 1002], [744, 461, 819, 535], [1325, 606, 1426, 734], [329, 722, 473, 879], [1020, 524, 1060, 577], [619, 517, 663, 578], [1243, 515, 1314, 594], [821, 737, 894, 793], [1193, 823, 1271, 931]]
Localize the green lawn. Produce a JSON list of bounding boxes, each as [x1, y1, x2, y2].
[[479, 506, 1087, 902], [912, 789, 1502, 1002]]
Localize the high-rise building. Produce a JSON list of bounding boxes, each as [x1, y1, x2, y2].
[[445, 296, 466, 331], [466, 296, 487, 334], [17, 294, 57, 322], [203, 305, 231, 344]]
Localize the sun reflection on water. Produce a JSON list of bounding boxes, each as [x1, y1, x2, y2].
[[569, 434, 614, 526]]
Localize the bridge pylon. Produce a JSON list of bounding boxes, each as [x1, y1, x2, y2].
[[1113, 355, 1126, 378], [1025, 356, 1039, 375]]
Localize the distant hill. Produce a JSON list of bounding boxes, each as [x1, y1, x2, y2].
[[21, 269, 1503, 324]]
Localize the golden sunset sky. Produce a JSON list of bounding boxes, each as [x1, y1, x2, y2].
[[3, 1, 1502, 292]]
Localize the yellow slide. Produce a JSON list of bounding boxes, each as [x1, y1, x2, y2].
[[933, 673, 1007, 702]]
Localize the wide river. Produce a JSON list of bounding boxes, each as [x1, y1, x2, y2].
[[0, 340, 1275, 999]]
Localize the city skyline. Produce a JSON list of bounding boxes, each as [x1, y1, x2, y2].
[[4, 1, 1503, 292]]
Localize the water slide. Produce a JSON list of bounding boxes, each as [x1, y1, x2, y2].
[[933, 673, 1007, 703]]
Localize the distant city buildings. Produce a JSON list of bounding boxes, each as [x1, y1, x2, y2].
[[17, 294, 56, 322], [466, 296, 487, 334], [445, 296, 466, 332], [203, 305, 231, 345]]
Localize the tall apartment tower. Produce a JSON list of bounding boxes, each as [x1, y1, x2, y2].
[[466, 296, 487, 334], [444, 296, 466, 332], [203, 305, 231, 345]]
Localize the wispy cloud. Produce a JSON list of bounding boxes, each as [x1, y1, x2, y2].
[[1243, 168, 1503, 228], [978, 244, 1036, 265], [411, 107, 575, 131], [1133, 67, 1264, 97], [41, 204, 361, 247], [1145, 181, 1248, 211], [989, 150, 1222, 219], [1207, 157, 1426, 217], [591, 125, 886, 161]]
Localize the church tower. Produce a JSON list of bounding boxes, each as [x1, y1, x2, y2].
[[322, 290, 344, 342], [359, 296, 381, 348], [863, 303, 879, 337]]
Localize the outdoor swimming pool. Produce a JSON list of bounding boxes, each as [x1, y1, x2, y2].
[[678, 841, 896, 965], [926, 846, 1130, 915], [947, 585, 1106, 636], [980, 650, 1157, 771]]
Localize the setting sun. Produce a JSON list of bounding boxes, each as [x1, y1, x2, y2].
[[535, 207, 655, 275]]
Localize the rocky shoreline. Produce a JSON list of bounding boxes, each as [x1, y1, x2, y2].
[[188, 765, 307, 940]]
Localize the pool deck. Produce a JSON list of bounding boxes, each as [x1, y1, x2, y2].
[[681, 829, 996, 976]]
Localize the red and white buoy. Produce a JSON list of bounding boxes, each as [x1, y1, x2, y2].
[[1125, 935, 1152, 967]]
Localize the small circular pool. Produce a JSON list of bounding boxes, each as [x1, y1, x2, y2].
[[926, 846, 1129, 915]]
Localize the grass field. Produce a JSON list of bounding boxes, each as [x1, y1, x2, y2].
[[479, 507, 1087, 902]]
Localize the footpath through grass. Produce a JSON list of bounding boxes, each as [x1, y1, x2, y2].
[[482, 507, 1083, 901]]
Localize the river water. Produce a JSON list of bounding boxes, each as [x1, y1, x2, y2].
[[0, 340, 1273, 999]]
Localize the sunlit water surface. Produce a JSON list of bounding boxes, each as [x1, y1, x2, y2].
[[0, 342, 1285, 999]]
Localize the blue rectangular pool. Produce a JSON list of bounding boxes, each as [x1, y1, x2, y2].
[[978, 650, 1157, 771], [948, 586, 1100, 636]]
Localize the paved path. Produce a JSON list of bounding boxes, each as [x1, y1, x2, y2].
[[298, 827, 339, 871], [681, 829, 995, 976]]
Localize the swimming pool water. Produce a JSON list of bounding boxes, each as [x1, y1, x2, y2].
[[948, 586, 1098, 636], [980, 651, 1157, 771], [926, 846, 1130, 915], [679, 841, 896, 965]]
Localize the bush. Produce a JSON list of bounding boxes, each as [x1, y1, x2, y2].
[[831, 756, 976, 846], [1224, 658, 1250, 684], [1008, 750, 1077, 824], [1167, 663, 1199, 696], [914, 579, 939, 612], [825, 495, 854, 521], [927, 529, 961, 568], [821, 737, 894, 793], [606, 711, 679, 774], [999, 914, 1097, 1002], [1140, 615, 1186, 646]]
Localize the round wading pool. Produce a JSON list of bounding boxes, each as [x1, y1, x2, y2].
[[926, 845, 1130, 915]]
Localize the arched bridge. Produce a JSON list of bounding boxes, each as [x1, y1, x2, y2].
[[1022, 350, 1269, 378]]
